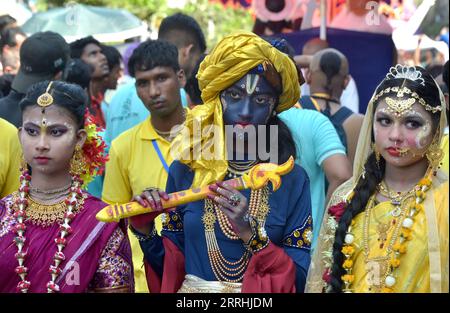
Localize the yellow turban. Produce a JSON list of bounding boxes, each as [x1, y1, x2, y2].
[[171, 31, 300, 188]]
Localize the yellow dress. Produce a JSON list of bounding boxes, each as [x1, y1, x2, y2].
[[440, 134, 448, 175], [306, 176, 449, 293]]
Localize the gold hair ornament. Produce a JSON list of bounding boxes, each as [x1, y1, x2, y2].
[[37, 82, 54, 108], [373, 86, 441, 114]]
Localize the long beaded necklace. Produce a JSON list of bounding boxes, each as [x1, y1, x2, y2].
[[13, 170, 84, 293], [203, 174, 270, 284], [340, 175, 432, 293]]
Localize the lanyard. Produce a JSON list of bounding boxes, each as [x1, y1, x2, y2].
[[151, 140, 170, 173]]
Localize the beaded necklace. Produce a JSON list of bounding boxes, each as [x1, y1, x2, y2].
[[13, 170, 84, 293], [203, 185, 270, 284], [340, 174, 432, 293]]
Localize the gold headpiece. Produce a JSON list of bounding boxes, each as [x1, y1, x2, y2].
[[373, 86, 441, 115], [384, 97, 416, 117], [37, 82, 54, 108]]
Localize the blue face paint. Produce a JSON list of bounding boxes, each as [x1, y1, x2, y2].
[[221, 73, 278, 128]]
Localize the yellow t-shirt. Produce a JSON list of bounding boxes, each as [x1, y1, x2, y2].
[[102, 117, 175, 293], [0, 118, 21, 198]]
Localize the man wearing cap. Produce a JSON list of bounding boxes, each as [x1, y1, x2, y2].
[[0, 31, 70, 127]]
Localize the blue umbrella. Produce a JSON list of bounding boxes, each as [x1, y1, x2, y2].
[[21, 4, 148, 42]]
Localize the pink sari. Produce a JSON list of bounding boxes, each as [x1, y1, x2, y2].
[[0, 192, 133, 293]]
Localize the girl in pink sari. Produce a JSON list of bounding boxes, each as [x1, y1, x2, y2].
[[0, 81, 133, 293]]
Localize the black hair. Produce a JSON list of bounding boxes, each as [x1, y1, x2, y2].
[[69, 36, 101, 59], [19, 81, 88, 129], [426, 63, 444, 79], [158, 13, 206, 53], [0, 15, 16, 33], [101, 44, 122, 70], [259, 36, 300, 164], [128, 40, 180, 77], [320, 51, 342, 87], [63, 58, 93, 90], [261, 36, 304, 85], [184, 53, 206, 105], [328, 66, 441, 292], [265, 115, 297, 164], [0, 26, 25, 50], [0, 73, 13, 97]]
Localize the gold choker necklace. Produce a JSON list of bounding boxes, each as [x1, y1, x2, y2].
[[14, 193, 85, 227]]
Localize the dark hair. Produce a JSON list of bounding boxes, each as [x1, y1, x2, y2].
[[101, 44, 122, 70], [70, 36, 101, 59], [426, 63, 444, 79], [128, 40, 180, 77], [259, 37, 300, 164], [0, 26, 25, 50], [158, 13, 206, 53], [261, 36, 304, 85], [266, 115, 297, 164], [443, 61, 449, 91], [63, 58, 93, 90], [0, 15, 16, 33], [19, 81, 87, 129], [328, 66, 441, 292], [184, 53, 206, 105], [320, 51, 343, 87]]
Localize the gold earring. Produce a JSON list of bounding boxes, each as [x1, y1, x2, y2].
[[70, 145, 85, 177], [372, 143, 381, 168], [20, 153, 28, 172], [425, 138, 443, 172]]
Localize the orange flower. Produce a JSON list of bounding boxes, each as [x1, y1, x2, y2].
[[393, 243, 407, 254], [381, 287, 394, 293], [419, 178, 431, 187], [342, 245, 355, 256], [341, 274, 354, 283], [390, 258, 401, 268], [343, 259, 353, 269], [414, 203, 424, 212], [401, 229, 413, 241]]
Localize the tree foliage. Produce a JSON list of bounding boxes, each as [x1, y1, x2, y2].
[[37, 0, 254, 49]]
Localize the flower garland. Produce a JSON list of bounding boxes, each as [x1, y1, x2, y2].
[[79, 111, 109, 188], [13, 168, 84, 293], [340, 176, 432, 293]]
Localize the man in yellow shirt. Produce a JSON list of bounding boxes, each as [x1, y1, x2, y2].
[[102, 40, 186, 293], [0, 118, 20, 198]]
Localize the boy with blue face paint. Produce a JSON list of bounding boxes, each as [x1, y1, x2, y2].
[[129, 32, 313, 293]]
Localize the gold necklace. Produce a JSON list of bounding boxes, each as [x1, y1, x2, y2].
[[29, 189, 71, 202], [378, 181, 416, 217], [153, 109, 187, 141], [363, 192, 412, 292], [203, 186, 270, 283], [19, 194, 84, 227], [29, 182, 71, 195], [340, 174, 432, 293]]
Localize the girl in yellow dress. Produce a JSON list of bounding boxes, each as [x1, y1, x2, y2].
[[306, 65, 448, 293]]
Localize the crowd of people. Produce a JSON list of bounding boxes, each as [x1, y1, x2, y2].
[[0, 6, 448, 293]]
